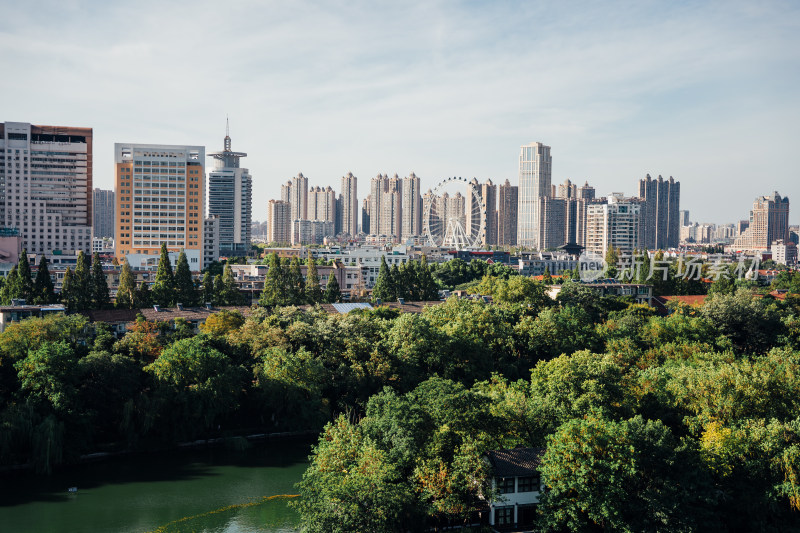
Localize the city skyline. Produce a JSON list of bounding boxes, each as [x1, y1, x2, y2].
[[2, 1, 799, 226]]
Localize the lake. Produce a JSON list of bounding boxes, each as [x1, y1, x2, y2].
[[0, 436, 314, 533]]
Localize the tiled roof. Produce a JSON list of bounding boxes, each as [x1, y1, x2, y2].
[[658, 294, 708, 306], [80, 306, 255, 324], [486, 447, 545, 477]]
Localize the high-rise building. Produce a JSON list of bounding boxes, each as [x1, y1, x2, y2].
[[93, 188, 115, 239], [362, 197, 370, 235], [467, 178, 497, 246], [732, 192, 790, 251], [203, 215, 220, 270], [679, 210, 690, 226], [308, 186, 336, 224], [382, 180, 403, 241], [114, 143, 205, 268], [498, 179, 518, 246], [207, 123, 252, 256], [340, 172, 358, 236], [286, 173, 308, 222], [481, 179, 498, 246], [585, 193, 641, 255], [372, 173, 402, 241], [577, 181, 595, 200], [402, 172, 422, 241], [369, 174, 386, 237], [1, 122, 93, 255], [517, 142, 552, 249], [638, 174, 680, 250], [267, 199, 291, 244]]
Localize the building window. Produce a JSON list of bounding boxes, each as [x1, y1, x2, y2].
[[518, 475, 540, 492], [494, 506, 514, 526], [497, 477, 515, 494]]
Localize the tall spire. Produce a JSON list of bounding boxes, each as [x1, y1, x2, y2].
[[224, 117, 231, 152]]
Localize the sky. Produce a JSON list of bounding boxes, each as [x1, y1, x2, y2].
[[1, 0, 799, 226]]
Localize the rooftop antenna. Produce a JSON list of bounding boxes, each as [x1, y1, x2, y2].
[[224, 116, 231, 152]]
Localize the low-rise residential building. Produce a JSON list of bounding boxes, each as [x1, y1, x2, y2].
[[484, 447, 544, 530], [0, 303, 66, 333]]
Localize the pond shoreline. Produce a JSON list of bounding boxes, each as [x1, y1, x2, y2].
[[0, 429, 320, 475]]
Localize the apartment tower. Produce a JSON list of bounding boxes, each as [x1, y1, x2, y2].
[[115, 143, 205, 268], [497, 179, 518, 246], [340, 172, 358, 236], [1, 122, 93, 254], [267, 199, 291, 244], [638, 174, 680, 250], [732, 192, 790, 251], [402, 172, 422, 241], [585, 193, 641, 255]]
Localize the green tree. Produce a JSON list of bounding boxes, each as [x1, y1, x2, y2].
[[538, 415, 718, 532], [173, 251, 196, 306], [0, 265, 21, 305], [116, 259, 137, 309], [417, 255, 439, 301], [199, 309, 245, 336], [144, 336, 244, 441], [605, 246, 619, 279], [305, 258, 323, 304], [33, 255, 56, 305], [134, 281, 152, 308], [372, 256, 395, 302], [73, 251, 92, 310], [260, 253, 287, 307], [16, 249, 34, 302], [542, 266, 553, 284], [90, 252, 110, 309], [294, 415, 416, 533], [59, 267, 77, 310], [201, 271, 214, 305], [151, 243, 175, 307], [220, 264, 244, 305], [323, 273, 341, 303], [213, 274, 225, 306], [287, 257, 306, 305]]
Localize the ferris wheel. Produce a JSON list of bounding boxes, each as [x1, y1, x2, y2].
[[423, 177, 486, 249]]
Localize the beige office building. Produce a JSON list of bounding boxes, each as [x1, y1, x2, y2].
[[115, 143, 204, 268]]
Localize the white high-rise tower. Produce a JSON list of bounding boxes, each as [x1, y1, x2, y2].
[[517, 142, 552, 249]]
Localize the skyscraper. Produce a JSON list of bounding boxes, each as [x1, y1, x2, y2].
[[207, 123, 252, 256], [732, 192, 790, 251], [340, 172, 358, 236], [93, 188, 115, 239], [638, 174, 680, 250], [1, 122, 93, 254], [402, 172, 422, 240], [115, 143, 205, 268], [517, 142, 552, 249], [498, 179, 518, 246]]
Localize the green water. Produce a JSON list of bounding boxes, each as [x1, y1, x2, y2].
[[0, 437, 313, 533]]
